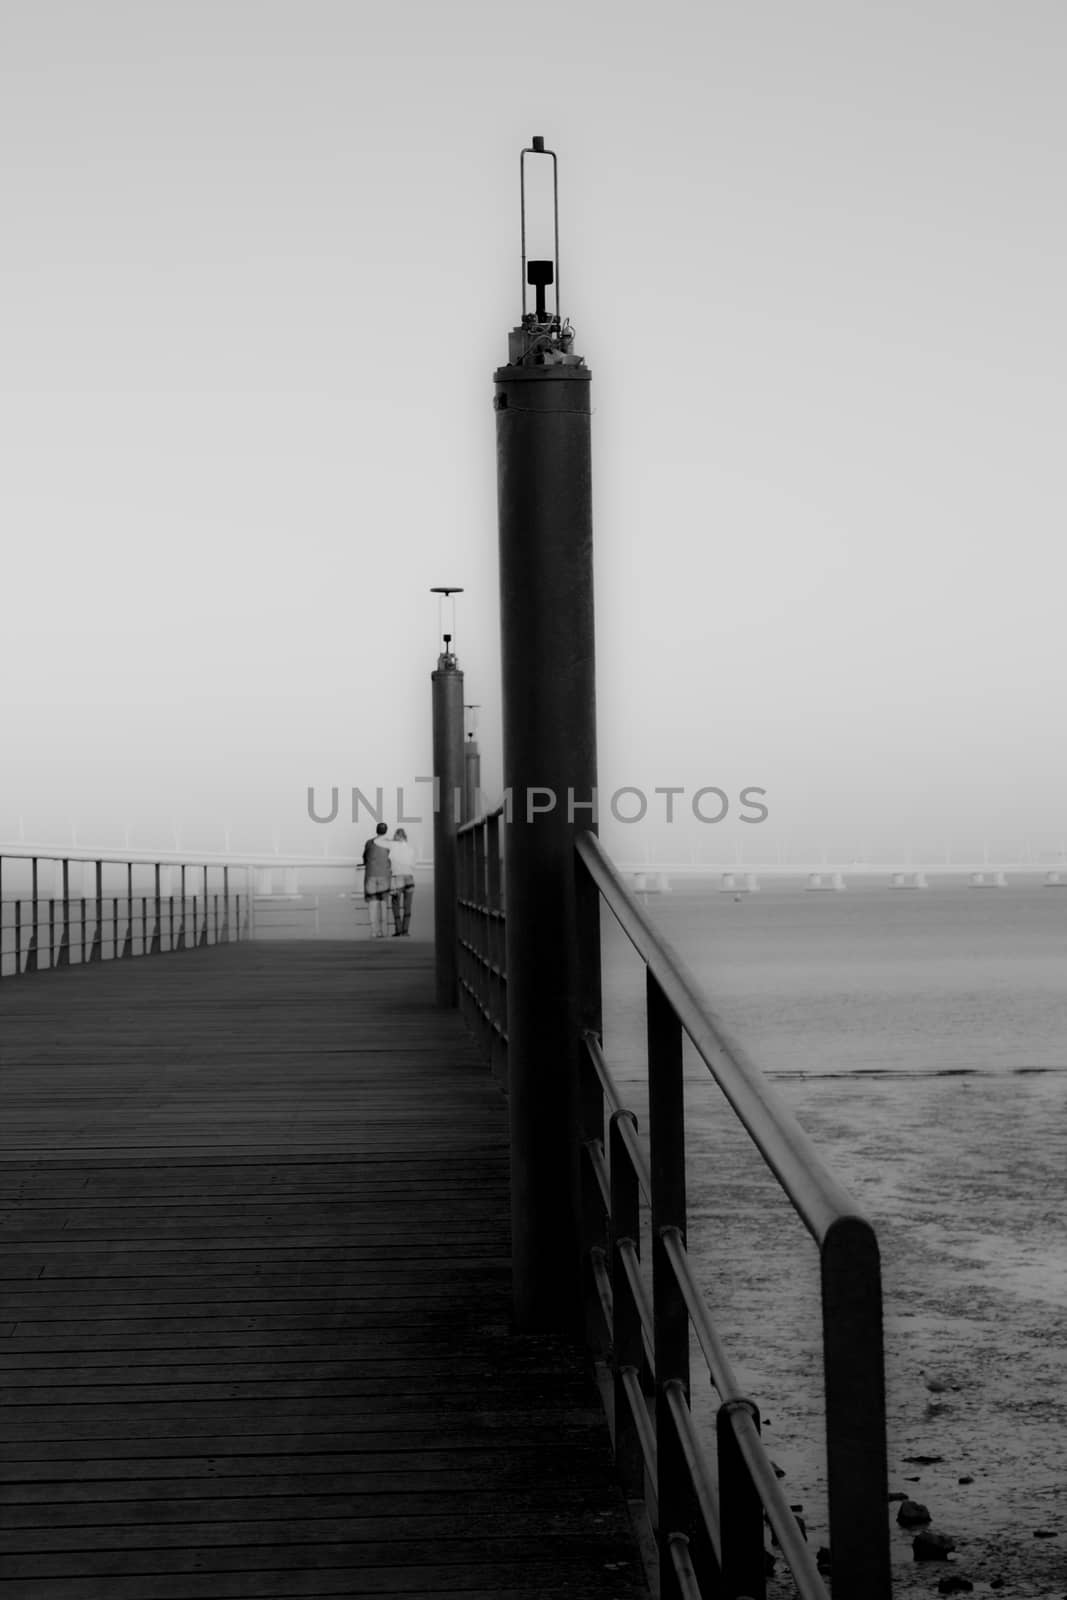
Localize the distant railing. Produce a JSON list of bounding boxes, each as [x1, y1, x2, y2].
[[456, 820, 890, 1600], [0, 850, 247, 979]]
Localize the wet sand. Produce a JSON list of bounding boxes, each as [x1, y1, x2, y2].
[[683, 1068, 1065, 1597]]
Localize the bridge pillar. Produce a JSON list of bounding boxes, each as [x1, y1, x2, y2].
[[494, 136, 599, 1335]]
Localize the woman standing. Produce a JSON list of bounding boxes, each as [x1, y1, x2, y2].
[[388, 828, 417, 937]]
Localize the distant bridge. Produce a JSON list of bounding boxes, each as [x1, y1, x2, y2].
[[619, 861, 1067, 894]]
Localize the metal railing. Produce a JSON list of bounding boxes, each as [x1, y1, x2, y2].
[[456, 821, 891, 1600], [456, 806, 508, 1084], [0, 851, 247, 978]]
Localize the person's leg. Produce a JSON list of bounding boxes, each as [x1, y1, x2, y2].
[[390, 891, 402, 935], [401, 884, 413, 935], [367, 896, 380, 938]]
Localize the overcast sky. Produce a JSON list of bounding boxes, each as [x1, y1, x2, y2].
[[2, 1, 1064, 862]]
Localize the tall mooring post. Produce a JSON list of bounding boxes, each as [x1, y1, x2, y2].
[[494, 137, 600, 1333], [430, 588, 465, 1007]]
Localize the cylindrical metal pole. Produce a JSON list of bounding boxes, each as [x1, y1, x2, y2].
[[463, 737, 482, 825], [494, 313, 598, 1334], [431, 648, 464, 1006]]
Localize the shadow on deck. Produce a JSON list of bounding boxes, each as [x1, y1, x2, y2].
[[0, 941, 650, 1598]]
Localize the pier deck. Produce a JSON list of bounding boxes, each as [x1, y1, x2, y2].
[[0, 942, 648, 1598]]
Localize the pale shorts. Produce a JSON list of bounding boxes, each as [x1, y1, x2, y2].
[[364, 876, 390, 899]]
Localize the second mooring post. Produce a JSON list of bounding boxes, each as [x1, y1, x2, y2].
[[431, 621, 464, 1006]]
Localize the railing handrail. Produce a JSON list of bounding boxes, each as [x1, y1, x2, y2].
[[456, 803, 506, 838], [0, 845, 366, 868], [575, 829, 865, 1246]]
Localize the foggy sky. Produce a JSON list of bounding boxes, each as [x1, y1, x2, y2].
[[2, 1, 1064, 863]]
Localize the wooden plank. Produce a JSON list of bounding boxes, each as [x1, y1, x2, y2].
[[0, 943, 648, 1596]]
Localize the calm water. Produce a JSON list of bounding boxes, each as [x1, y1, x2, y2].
[[601, 876, 1067, 1079]]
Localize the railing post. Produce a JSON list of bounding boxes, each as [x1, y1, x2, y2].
[[198, 867, 208, 946], [90, 861, 103, 962], [647, 969, 692, 1600], [610, 1109, 646, 1503], [821, 1216, 891, 1599], [222, 866, 230, 942], [477, 822, 491, 1053], [456, 826, 469, 1027], [717, 1400, 767, 1599], [14, 898, 22, 975], [57, 858, 70, 966], [487, 812, 506, 1088], [27, 857, 39, 972], [176, 866, 186, 951], [123, 865, 133, 958], [151, 864, 162, 954], [577, 857, 607, 1356]]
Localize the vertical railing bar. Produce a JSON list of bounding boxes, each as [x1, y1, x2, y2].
[[152, 863, 162, 954], [123, 864, 133, 958], [577, 846, 607, 1354], [58, 858, 70, 967], [91, 860, 103, 962], [716, 1397, 764, 1597], [648, 966, 695, 1599], [617, 1237, 657, 1379], [821, 1217, 891, 1598], [619, 1366, 659, 1514], [667, 1535, 704, 1600], [28, 856, 39, 972], [610, 1109, 646, 1503], [662, 1381, 723, 1572]]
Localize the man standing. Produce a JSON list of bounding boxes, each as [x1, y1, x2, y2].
[[361, 822, 392, 940]]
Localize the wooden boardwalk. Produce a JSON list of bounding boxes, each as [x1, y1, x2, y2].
[[0, 942, 650, 1599]]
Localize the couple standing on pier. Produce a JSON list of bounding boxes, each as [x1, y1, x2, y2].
[[362, 822, 416, 939]]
